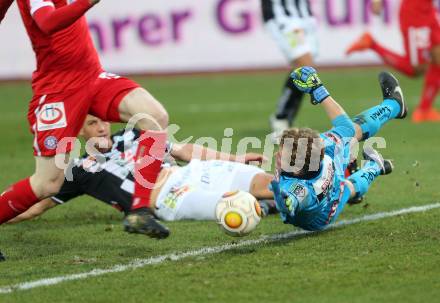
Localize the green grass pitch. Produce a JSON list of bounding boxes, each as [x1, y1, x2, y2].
[[0, 68, 439, 302]]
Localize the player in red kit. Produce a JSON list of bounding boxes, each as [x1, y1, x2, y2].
[[0, 0, 171, 247], [346, 0, 440, 123]]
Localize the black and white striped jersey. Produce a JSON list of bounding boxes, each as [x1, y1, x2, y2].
[[52, 129, 173, 214], [261, 0, 313, 22]]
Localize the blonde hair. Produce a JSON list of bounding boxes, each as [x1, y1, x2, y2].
[[279, 128, 324, 177]]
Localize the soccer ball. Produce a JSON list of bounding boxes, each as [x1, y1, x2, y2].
[[215, 190, 262, 237]]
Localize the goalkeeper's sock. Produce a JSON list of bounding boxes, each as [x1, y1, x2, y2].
[[275, 72, 304, 123], [352, 99, 401, 140], [0, 178, 39, 224], [371, 41, 416, 77], [347, 161, 382, 199]]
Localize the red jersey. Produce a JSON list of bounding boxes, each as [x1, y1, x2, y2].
[[401, 0, 435, 14], [16, 0, 102, 95]]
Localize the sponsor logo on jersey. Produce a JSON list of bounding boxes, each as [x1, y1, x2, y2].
[[37, 102, 67, 131], [325, 182, 345, 224], [325, 199, 340, 225], [312, 155, 335, 198], [292, 184, 306, 198], [44, 136, 58, 150], [320, 163, 335, 194], [163, 185, 192, 209], [288, 183, 308, 205], [201, 166, 210, 185]]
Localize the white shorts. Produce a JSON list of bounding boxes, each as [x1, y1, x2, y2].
[[265, 17, 318, 62], [154, 160, 264, 221]]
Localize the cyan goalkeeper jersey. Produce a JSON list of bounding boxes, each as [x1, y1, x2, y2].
[[271, 114, 355, 231]]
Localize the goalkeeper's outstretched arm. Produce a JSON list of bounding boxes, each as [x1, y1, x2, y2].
[[291, 67, 355, 138], [171, 143, 266, 164], [321, 97, 356, 138], [320, 96, 347, 121]]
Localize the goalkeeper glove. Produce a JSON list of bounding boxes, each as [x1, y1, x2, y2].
[[290, 66, 330, 104]]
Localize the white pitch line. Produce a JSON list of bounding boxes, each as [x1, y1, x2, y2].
[[1, 202, 439, 294]]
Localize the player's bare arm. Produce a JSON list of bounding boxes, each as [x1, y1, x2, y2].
[[291, 66, 346, 120], [291, 67, 364, 141], [7, 198, 57, 224], [170, 143, 267, 164], [249, 173, 275, 200], [320, 97, 347, 121], [32, 0, 99, 35], [320, 97, 366, 140]]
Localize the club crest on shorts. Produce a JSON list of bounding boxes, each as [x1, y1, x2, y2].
[[44, 136, 58, 150], [37, 102, 67, 131]]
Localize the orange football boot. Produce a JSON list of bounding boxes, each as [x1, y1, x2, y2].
[[411, 108, 440, 123], [346, 32, 374, 56]]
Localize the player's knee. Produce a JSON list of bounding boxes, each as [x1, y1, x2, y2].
[[153, 107, 169, 129], [345, 180, 357, 199], [124, 88, 169, 130], [413, 64, 427, 76], [136, 106, 168, 131], [431, 46, 440, 65], [347, 174, 368, 197], [354, 124, 363, 141]]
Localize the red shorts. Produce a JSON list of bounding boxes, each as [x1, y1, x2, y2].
[[27, 72, 140, 156], [400, 5, 440, 66]]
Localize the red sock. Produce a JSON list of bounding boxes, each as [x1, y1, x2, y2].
[[371, 42, 415, 77], [419, 64, 440, 111], [0, 178, 39, 224], [131, 130, 167, 210]]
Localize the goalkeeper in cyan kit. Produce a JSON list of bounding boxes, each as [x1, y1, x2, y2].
[[271, 67, 407, 231]]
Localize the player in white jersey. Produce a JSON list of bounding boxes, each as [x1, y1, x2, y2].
[[261, 0, 318, 141], [153, 159, 269, 221], [9, 115, 274, 223]]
